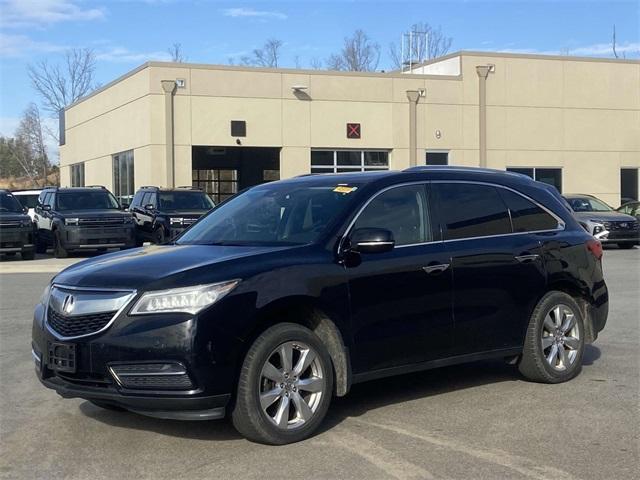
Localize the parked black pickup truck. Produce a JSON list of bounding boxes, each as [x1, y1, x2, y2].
[[0, 189, 36, 260], [34, 186, 136, 258]]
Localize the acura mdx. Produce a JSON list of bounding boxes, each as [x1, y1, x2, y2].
[[32, 167, 608, 444]]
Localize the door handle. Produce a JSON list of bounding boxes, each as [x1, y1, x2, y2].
[[515, 254, 540, 263], [422, 263, 450, 275]]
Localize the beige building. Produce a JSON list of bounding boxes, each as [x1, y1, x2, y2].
[[59, 51, 640, 207]]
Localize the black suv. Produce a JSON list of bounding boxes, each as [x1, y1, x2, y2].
[[0, 190, 36, 260], [34, 186, 136, 258], [129, 186, 215, 244], [33, 167, 608, 444]]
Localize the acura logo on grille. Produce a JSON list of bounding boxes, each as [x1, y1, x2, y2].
[[62, 295, 75, 315]]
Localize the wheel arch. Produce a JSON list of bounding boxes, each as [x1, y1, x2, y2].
[[243, 296, 352, 397], [543, 280, 597, 343]]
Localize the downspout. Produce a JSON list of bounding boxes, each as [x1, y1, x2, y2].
[[161, 80, 177, 188], [406, 90, 421, 167], [475, 65, 491, 168]]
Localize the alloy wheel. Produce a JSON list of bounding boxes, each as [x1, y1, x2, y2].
[[258, 341, 325, 430], [541, 304, 580, 371]]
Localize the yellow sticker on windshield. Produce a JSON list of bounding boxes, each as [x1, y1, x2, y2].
[[334, 186, 357, 194]]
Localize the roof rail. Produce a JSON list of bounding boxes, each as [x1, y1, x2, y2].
[[404, 165, 511, 175], [86, 185, 106, 189], [177, 186, 201, 190], [140, 185, 160, 190]]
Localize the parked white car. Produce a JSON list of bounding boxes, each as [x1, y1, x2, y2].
[[11, 189, 42, 222]]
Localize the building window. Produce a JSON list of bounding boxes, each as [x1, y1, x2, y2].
[[112, 150, 135, 205], [70, 163, 85, 187], [311, 149, 389, 174], [193, 169, 238, 204], [620, 168, 638, 203], [507, 167, 562, 193], [426, 150, 449, 165]]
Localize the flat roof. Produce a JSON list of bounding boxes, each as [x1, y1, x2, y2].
[[66, 50, 640, 110]]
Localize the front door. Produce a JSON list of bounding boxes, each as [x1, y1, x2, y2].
[[346, 184, 453, 373]]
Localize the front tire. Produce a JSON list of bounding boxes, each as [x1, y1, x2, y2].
[[617, 243, 635, 249], [519, 291, 584, 384], [232, 323, 334, 445], [53, 231, 69, 258], [152, 227, 166, 244]]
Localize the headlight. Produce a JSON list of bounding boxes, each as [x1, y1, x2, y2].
[[65, 218, 79, 226], [130, 280, 240, 315], [592, 224, 604, 234], [40, 284, 51, 306], [170, 217, 184, 226]]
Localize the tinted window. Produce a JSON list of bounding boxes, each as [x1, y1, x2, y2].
[[499, 189, 559, 232], [141, 192, 154, 207], [178, 181, 361, 246], [15, 194, 39, 209], [44, 193, 54, 208], [56, 191, 119, 211], [0, 192, 24, 213], [130, 191, 144, 208], [354, 185, 430, 246], [158, 191, 215, 211], [566, 197, 612, 212], [434, 183, 511, 240]]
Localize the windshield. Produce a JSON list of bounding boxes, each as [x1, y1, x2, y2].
[[57, 191, 120, 211], [0, 192, 25, 213], [158, 191, 215, 211], [567, 197, 612, 212], [177, 181, 361, 246], [14, 194, 39, 209]]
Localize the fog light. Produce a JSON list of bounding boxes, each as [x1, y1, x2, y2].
[[108, 363, 194, 390]]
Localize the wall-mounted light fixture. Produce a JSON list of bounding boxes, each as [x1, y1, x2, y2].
[[291, 85, 308, 92], [435, 129, 442, 139]]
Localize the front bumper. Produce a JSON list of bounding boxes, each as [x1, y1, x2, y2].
[[0, 227, 35, 253], [32, 301, 239, 420], [61, 225, 136, 250]]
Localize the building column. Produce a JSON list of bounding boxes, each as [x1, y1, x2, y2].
[[406, 90, 421, 167], [475, 65, 491, 168], [161, 80, 177, 187]]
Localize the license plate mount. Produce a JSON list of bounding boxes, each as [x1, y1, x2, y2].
[[47, 341, 77, 373]]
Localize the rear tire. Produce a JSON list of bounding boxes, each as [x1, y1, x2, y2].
[[35, 233, 47, 253], [519, 291, 584, 384], [232, 323, 334, 445], [53, 231, 69, 259]]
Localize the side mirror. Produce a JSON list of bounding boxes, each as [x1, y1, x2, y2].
[[23, 206, 28, 214], [121, 203, 129, 210], [42, 205, 51, 212], [144, 203, 155, 210], [349, 228, 395, 254]]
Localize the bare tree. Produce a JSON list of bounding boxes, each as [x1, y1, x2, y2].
[[253, 38, 283, 67], [28, 48, 97, 116], [14, 104, 50, 183], [326, 29, 380, 71], [611, 24, 627, 59], [309, 57, 323, 70], [168, 43, 186, 62], [389, 23, 453, 69]]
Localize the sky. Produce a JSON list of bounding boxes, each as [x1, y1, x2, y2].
[[1, 0, 639, 155]]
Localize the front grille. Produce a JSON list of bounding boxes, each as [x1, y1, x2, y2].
[[77, 217, 128, 226], [47, 308, 116, 338], [604, 221, 639, 231], [109, 363, 194, 390], [0, 221, 22, 229], [117, 375, 194, 390]]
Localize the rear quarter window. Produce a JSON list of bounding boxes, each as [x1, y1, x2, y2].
[[499, 189, 559, 232]]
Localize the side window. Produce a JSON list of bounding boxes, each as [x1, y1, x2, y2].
[[353, 185, 430, 246], [141, 193, 152, 207], [498, 189, 559, 232], [46, 193, 55, 208], [434, 183, 511, 240], [38, 192, 48, 206]]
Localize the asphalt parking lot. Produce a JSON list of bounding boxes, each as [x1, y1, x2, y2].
[[0, 248, 638, 480]]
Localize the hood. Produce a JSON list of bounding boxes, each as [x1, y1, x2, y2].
[[53, 244, 294, 290], [572, 211, 637, 222], [158, 210, 209, 217], [59, 209, 131, 218]]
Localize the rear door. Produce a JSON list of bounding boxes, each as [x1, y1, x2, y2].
[[432, 182, 547, 355], [346, 183, 454, 373]]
